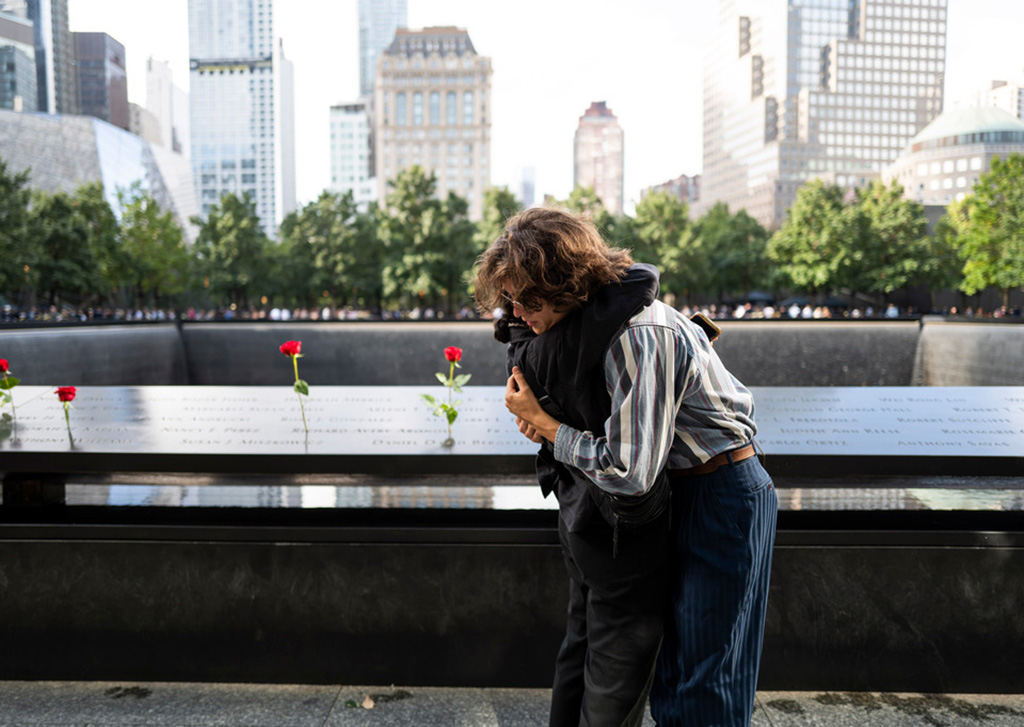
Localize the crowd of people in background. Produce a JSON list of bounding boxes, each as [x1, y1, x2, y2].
[[680, 302, 1023, 320], [2, 301, 1021, 326]]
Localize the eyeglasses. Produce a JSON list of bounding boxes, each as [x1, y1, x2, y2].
[[502, 292, 537, 311]]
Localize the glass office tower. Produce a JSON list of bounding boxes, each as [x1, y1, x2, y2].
[[188, 0, 296, 238], [358, 0, 407, 98], [699, 0, 947, 228]]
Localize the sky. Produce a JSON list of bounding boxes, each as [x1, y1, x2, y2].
[[68, 0, 1024, 212]]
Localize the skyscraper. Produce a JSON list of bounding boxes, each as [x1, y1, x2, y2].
[[573, 101, 624, 216], [374, 26, 492, 220], [699, 0, 948, 228], [188, 0, 296, 238], [73, 32, 128, 130], [358, 0, 406, 98], [0, 8, 37, 111], [24, 0, 76, 114]]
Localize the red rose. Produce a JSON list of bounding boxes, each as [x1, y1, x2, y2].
[[56, 386, 76, 403], [444, 346, 463, 363], [279, 340, 302, 356], [0, 359, 8, 373]]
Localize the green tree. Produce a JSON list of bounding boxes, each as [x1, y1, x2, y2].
[[475, 185, 522, 250], [851, 179, 933, 306], [695, 202, 770, 302], [626, 190, 707, 303], [945, 153, 1024, 308], [28, 188, 106, 307], [926, 205, 967, 306], [377, 166, 476, 315], [117, 183, 189, 307], [72, 183, 123, 306], [0, 156, 34, 302], [767, 180, 853, 295], [191, 192, 272, 308], [557, 186, 626, 243], [629, 190, 689, 265], [276, 206, 318, 307], [279, 190, 383, 311], [438, 191, 478, 315]]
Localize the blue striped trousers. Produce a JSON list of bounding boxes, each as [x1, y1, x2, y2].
[[650, 456, 777, 727]]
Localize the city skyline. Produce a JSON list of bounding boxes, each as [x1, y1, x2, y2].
[[61, 0, 1024, 214]]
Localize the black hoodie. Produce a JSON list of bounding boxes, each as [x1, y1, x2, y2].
[[505, 264, 660, 532]]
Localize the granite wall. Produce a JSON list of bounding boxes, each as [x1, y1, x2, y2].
[[0, 325, 188, 385], [1, 319, 1021, 387], [0, 520, 1019, 691]]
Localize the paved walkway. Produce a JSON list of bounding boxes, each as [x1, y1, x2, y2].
[[0, 682, 1022, 726]]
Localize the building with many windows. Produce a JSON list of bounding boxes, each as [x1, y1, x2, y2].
[[374, 26, 492, 220], [884, 106, 1024, 206], [0, 8, 36, 111], [73, 32, 128, 130], [188, 0, 296, 238], [573, 101, 624, 216], [699, 0, 948, 228], [329, 99, 376, 211]]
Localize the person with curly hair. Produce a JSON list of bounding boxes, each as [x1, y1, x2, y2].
[[476, 207, 777, 727]]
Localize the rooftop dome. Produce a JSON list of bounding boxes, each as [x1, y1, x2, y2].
[[909, 105, 1024, 148]]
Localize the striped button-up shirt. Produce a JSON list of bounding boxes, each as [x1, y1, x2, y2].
[[552, 300, 756, 496]]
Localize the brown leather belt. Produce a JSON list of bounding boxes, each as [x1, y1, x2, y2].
[[668, 444, 757, 477]]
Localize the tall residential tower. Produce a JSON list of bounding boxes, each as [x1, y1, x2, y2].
[[188, 0, 296, 238], [573, 101, 625, 216], [699, 0, 947, 228]]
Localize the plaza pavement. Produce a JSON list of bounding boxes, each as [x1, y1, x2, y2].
[[0, 681, 1022, 726]]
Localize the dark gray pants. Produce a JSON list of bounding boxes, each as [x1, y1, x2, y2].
[[549, 509, 671, 727]]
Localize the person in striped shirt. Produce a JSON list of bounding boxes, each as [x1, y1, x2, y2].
[[477, 207, 777, 727]]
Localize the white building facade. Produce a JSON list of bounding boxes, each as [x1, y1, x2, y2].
[[330, 99, 376, 211], [188, 0, 296, 238], [145, 57, 190, 155]]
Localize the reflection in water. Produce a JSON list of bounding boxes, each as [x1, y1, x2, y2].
[[55, 483, 1024, 512]]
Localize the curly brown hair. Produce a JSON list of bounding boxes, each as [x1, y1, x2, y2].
[[474, 207, 634, 314]]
